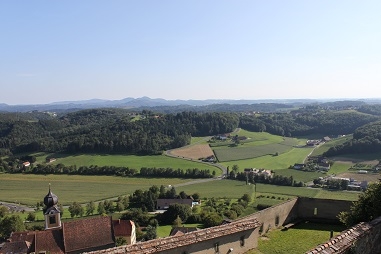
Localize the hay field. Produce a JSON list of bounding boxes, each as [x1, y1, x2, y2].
[[170, 144, 214, 160]]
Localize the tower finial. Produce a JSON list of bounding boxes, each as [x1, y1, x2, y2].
[[49, 183, 51, 192]]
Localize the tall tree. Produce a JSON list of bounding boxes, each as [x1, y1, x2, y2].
[[0, 215, 26, 238], [339, 182, 381, 226]]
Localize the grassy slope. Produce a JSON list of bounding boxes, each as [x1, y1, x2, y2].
[[310, 135, 353, 156]]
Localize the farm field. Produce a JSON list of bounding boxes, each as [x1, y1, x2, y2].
[[176, 180, 360, 201], [0, 173, 192, 206], [337, 172, 381, 183], [274, 169, 325, 183], [213, 140, 296, 162], [212, 132, 299, 162], [250, 222, 346, 254], [222, 146, 314, 171], [34, 153, 219, 172], [169, 144, 214, 160]]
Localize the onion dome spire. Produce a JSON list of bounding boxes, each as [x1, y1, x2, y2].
[[44, 183, 58, 208]]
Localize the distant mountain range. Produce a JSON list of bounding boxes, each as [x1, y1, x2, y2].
[[1, 97, 381, 113]]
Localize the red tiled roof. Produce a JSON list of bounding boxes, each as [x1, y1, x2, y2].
[[35, 229, 64, 254], [0, 241, 31, 254], [8, 231, 35, 243], [112, 220, 134, 237], [63, 216, 115, 253]]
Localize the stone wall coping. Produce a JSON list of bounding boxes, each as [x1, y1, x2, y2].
[[306, 216, 381, 254], [85, 217, 260, 254]]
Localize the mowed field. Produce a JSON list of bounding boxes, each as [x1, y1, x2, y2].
[[222, 146, 314, 171], [0, 173, 193, 206], [36, 153, 219, 172], [212, 130, 300, 162], [176, 180, 360, 201], [169, 144, 214, 160]]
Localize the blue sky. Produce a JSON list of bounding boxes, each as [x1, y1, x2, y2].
[[1, 1, 380, 105]]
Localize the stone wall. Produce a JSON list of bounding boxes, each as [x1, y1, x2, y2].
[[297, 198, 352, 223], [86, 197, 356, 254], [245, 198, 299, 234], [306, 216, 381, 254]]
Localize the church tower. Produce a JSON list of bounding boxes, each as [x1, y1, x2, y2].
[[43, 184, 61, 229]]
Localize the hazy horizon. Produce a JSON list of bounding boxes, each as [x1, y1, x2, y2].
[[1, 1, 380, 105]]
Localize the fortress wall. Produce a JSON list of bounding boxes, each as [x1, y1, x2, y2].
[[297, 198, 352, 223], [246, 198, 299, 234], [350, 216, 381, 254]]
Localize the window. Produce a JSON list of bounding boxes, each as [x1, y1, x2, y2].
[[214, 242, 219, 253], [49, 216, 56, 224], [240, 236, 245, 247]]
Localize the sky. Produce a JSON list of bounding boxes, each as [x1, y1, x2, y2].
[[1, 1, 381, 105]]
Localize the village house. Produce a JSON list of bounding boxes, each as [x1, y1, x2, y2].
[[46, 158, 57, 163], [22, 161, 30, 167], [112, 219, 136, 245], [156, 197, 197, 210]]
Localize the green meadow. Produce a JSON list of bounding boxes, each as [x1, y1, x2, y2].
[[222, 146, 314, 170], [35, 153, 219, 172], [0, 173, 192, 206], [212, 131, 300, 162], [4, 130, 362, 208], [176, 180, 360, 201], [310, 135, 353, 156]]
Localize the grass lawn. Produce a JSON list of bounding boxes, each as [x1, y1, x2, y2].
[[314, 189, 360, 201], [0, 173, 193, 206], [249, 222, 347, 254], [34, 153, 219, 172], [329, 161, 353, 175]]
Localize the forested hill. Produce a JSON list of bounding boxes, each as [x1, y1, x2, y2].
[[239, 111, 379, 137], [323, 120, 381, 156], [0, 110, 239, 155], [1, 106, 380, 157]]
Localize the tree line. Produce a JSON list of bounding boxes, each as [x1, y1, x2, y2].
[[0, 159, 215, 179]]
